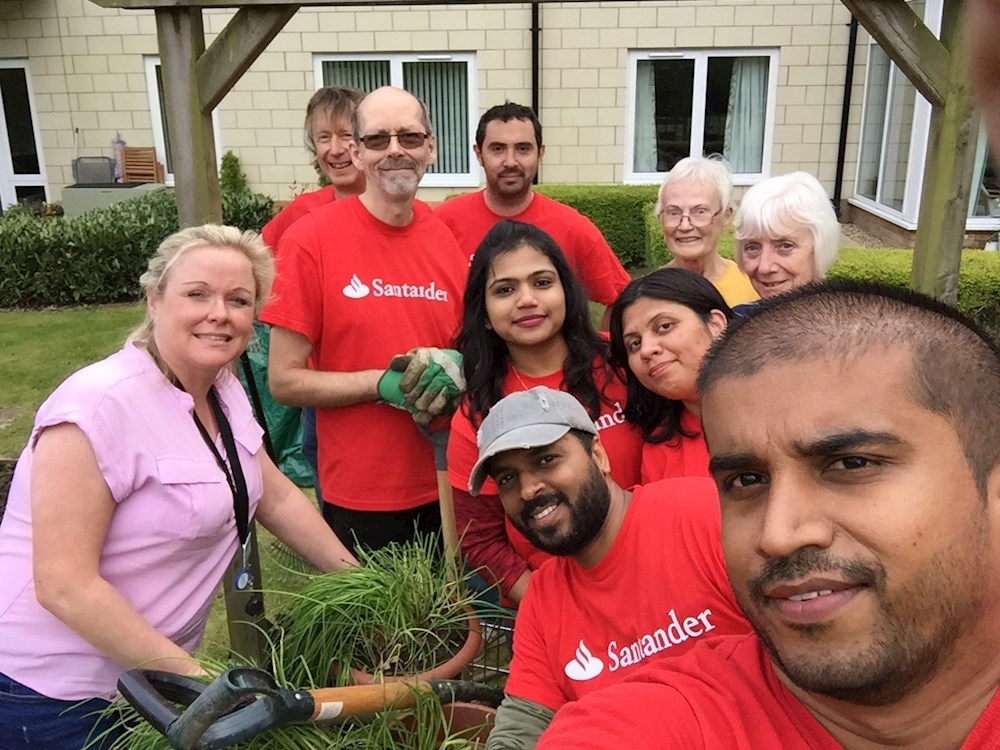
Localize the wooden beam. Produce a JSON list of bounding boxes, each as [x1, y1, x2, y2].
[[197, 5, 299, 113], [97, 0, 608, 7], [155, 8, 222, 226], [910, 0, 977, 303], [842, 0, 950, 107]]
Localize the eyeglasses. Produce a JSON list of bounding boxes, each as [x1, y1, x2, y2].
[[660, 206, 724, 228], [357, 131, 431, 150]]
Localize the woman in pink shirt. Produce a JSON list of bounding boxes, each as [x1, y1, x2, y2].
[[0, 225, 357, 749]]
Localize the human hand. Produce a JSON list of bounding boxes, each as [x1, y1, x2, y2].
[[398, 348, 465, 418]]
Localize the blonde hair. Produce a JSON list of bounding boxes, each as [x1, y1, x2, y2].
[[656, 155, 734, 216], [734, 171, 841, 279], [127, 224, 274, 381]]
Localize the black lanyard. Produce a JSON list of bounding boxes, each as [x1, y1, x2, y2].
[[191, 387, 250, 547]]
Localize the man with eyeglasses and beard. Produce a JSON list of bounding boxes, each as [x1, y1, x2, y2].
[[261, 86, 468, 553], [475, 387, 749, 750]]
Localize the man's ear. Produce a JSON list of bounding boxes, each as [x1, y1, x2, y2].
[[590, 437, 611, 476], [349, 141, 363, 170], [474, 144, 484, 168], [537, 143, 545, 162]]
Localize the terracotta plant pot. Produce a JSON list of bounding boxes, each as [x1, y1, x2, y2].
[[344, 614, 484, 685], [397, 700, 497, 748]]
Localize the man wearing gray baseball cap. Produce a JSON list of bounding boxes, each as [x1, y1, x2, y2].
[[477, 387, 749, 750]]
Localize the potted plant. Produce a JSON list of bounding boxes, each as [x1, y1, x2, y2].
[[275, 533, 485, 689]]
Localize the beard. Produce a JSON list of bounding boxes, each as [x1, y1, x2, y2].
[[374, 157, 425, 196], [509, 460, 610, 557], [740, 536, 986, 706]]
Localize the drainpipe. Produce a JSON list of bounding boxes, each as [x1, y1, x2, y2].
[[531, 2, 541, 184], [833, 15, 859, 219]]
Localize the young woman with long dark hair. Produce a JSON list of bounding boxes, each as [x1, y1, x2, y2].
[[609, 267, 734, 482]]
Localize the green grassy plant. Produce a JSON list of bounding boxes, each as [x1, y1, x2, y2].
[[277, 533, 483, 688]]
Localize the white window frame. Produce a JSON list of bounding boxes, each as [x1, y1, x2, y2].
[[849, 0, 999, 231], [0, 59, 47, 209], [624, 48, 779, 186], [313, 52, 478, 188], [144, 56, 221, 186]]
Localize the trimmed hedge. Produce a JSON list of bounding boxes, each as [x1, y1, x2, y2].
[[0, 189, 273, 308]]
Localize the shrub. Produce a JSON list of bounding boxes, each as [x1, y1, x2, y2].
[[219, 150, 249, 193], [0, 189, 274, 308], [535, 184, 658, 267]]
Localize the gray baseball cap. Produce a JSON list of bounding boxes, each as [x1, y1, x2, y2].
[[469, 386, 598, 495]]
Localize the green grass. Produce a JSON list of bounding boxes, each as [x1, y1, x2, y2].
[[0, 303, 145, 458]]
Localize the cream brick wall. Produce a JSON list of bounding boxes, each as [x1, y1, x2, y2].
[[4, 0, 865, 206]]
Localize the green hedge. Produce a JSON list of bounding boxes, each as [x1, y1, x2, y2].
[[0, 190, 273, 308]]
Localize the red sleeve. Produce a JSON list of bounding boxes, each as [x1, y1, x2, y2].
[[571, 215, 631, 305], [453, 488, 529, 596], [504, 569, 568, 711], [258, 219, 323, 343]]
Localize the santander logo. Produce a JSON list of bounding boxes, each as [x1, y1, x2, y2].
[[564, 640, 604, 681], [341, 273, 450, 302], [343, 274, 370, 299]]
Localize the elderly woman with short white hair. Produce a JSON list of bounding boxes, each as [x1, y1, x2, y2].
[[734, 171, 841, 299], [657, 155, 759, 307]]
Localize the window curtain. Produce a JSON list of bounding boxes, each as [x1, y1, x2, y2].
[[321, 60, 390, 93], [723, 57, 768, 173], [404, 61, 468, 175], [633, 60, 657, 172]]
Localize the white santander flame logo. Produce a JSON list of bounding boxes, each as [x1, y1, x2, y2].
[[564, 640, 604, 681], [343, 274, 370, 299]]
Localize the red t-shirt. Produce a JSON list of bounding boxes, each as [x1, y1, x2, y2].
[[448, 360, 643, 594], [261, 185, 335, 252], [539, 633, 1000, 749], [505, 479, 750, 712], [259, 196, 468, 511], [640, 407, 710, 483], [434, 190, 631, 305]]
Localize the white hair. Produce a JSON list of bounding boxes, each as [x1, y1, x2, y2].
[[655, 155, 734, 216], [734, 171, 841, 278]]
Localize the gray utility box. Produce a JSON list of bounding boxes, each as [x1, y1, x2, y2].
[[61, 182, 169, 217]]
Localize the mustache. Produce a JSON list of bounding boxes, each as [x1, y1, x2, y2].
[[500, 168, 525, 178], [747, 547, 884, 605], [520, 490, 568, 525], [380, 158, 418, 171]]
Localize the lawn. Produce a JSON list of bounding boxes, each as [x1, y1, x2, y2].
[[0, 303, 145, 458]]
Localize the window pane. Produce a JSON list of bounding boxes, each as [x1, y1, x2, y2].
[[322, 60, 391, 93], [14, 185, 45, 203], [641, 59, 694, 172], [880, 66, 916, 211], [970, 129, 1000, 217], [403, 61, 468, 174], [857, 45, 890, 201], [0, 68, 40, 175], [711, 56, 768, 173], [154, 65, 173, 173]]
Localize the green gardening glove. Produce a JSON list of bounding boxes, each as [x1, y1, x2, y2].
[[398, 348, 466, 420], [376, 353, 419, 414]]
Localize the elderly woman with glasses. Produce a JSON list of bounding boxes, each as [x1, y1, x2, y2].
[[656, 156, 758, 308]]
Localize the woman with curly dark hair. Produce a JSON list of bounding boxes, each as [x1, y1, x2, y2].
[[609, 267, 734, 483], [448, 220, 642, 604]]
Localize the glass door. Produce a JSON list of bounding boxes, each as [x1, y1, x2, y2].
[[0, 60, 46, 211]]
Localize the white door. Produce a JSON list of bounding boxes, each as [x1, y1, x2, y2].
[[0, 60, 47, 211]]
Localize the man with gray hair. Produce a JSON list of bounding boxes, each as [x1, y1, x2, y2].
[[261, 87, 467, 553], [478, 387, 748, 750], [538, 281, 1000, 749]]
